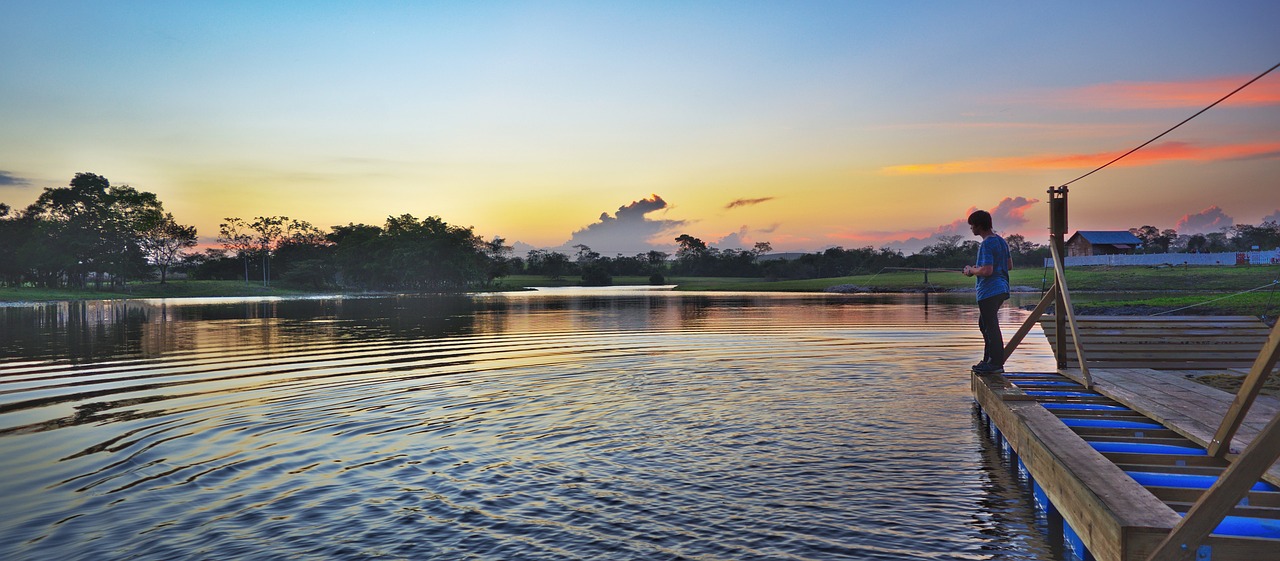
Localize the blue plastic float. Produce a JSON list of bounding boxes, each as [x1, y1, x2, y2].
[[1087, 441, 1208, 456], [1125, 471, 1279, 492], [1059, 418, 1164, 429]]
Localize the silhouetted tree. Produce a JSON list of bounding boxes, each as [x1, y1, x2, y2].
[[251, 215, 288, 287], [138, 212, 197, 283], [483, 236, 514, 285], [218, 217, 255, 284]]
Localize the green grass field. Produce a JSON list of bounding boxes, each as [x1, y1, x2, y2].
[[4, 266, 1279, 316], [0, 280, 315, 302]]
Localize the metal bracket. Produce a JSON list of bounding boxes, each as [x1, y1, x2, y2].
[[1196, 544, 1211, 560]]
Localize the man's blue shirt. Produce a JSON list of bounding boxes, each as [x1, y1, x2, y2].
[[975, 234, 1010, 301]]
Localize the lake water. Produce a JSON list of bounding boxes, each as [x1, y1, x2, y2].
[[0, 289, 1062, 560]]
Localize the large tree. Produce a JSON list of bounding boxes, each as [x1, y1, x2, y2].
[[23, 173, 164, 288]]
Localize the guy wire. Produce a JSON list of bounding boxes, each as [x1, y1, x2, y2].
[[1061, 60, 1280, 188]]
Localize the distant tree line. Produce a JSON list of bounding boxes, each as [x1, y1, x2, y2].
[[1128, 223, 1280, 254], [500, 232, 1051, 284], [5, 173, 1279, 291], [186, 214, 501, 292]]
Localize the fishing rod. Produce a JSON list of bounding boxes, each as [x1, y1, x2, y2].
[[881, 267, 966, 273], [872, 266, 967, 283]]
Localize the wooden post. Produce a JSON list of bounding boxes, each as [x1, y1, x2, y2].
[[1049, 186, 1069, 369], [1207, 320, 1280, 457], [1049, 242, 1092, 388], [1146, 406, 1280, 561], [1002, 284, 1059, 361]]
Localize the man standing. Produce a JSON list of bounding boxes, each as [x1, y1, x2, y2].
[[962, 210, 1012, 374]]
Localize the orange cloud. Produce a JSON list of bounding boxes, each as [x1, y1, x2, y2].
[[882, 141, 1280, 175], [1036, 75, 1280, 109], [725, 197, 775, 209]]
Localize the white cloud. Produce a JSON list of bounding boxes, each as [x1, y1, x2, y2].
[[1174, 206, 1234, 234], [559, 194, 687, 256]]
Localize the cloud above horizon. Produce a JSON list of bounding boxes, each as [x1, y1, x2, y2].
[[882, 141, 1280, 176], [1175, 205, 1234, 234], [725, 197, 775, 210], [0, 171, 30, 187], [560, 194, 687, 256]]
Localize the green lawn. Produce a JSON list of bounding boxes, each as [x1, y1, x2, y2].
[[666, 265, 1280, 293], [5, 266, 1280, 317], [0, 280, 315, 302], [490, 275, 747, 290]]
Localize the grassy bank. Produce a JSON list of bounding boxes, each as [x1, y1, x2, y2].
[[4, 266, 1279, 317], [0, 280, 315, 302], [673, 265, 1280, 316], [492, 275, 752, 290], [672, 265, 1280, 293]]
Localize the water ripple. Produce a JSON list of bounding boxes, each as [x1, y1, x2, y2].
[[0, 293, 1060, 560]]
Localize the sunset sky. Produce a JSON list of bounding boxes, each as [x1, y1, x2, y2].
[[2, 1, 1278, 256]]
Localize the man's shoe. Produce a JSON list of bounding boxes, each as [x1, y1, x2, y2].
[[973, 362, 1004, 374], [971, 360, 988, 371]]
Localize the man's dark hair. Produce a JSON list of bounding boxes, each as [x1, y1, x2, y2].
[[968, 210, 993, 230]]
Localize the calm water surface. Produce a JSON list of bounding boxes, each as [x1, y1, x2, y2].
[[0, 289, 1060, 560]]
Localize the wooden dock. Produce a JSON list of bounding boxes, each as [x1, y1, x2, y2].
[[973, 368, 1280, 561], [974, 314, 1280, 560]]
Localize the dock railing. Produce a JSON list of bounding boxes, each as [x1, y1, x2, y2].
[[1146, 319, 1280, 560]]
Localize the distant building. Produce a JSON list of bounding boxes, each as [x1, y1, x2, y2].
[[1066, 231, 1143, 257]]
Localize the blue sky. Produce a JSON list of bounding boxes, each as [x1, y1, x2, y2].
[[2, 1, 1278, 255]]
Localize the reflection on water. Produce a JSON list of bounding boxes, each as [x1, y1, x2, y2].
[[0, 291, 1059, 560]]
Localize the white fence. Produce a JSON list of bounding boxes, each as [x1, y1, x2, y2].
[[1045, 249, 1280, 268]]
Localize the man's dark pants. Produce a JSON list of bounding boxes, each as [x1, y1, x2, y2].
[[978, 293, 1009, 366]]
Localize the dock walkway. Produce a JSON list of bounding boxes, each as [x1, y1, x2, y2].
[[1069, 367, 1280, 487]]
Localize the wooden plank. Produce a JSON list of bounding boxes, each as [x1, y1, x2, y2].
[[1101, 373, 1251, 439], [1162, 501, 1280, 519], [1147, 407, 1280, 561], [1209, 320, 1280, 457], [1083, 435, 1204, 446], [1057, 352, 1265, 361], [1087, 375, 1219, 447], [1099, 451, 1230, 468], [1070, 426, 1184, 439], [1111, 463, 1225, 476], [1048, 336, 1272, 342], [1042, 315, 1265, 324], [1049, 344, 1272, 352], [1146, 486, 1280, 509], [1040, 336, 1270, 346], [1062, 361, 1261, 370], [1195, 535, 1280, 560], [1042, 338, 1269, 346]]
